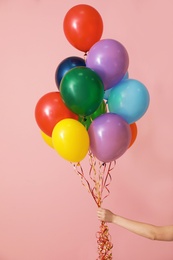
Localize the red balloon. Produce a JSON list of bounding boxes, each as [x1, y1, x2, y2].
[[35, 92, 78, 136], [128, 122, 138, 148], [63, 4, 103, 52]]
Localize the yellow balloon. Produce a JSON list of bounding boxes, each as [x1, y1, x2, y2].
[[40, 131, 54, 148], [52, 119, 89, 162]]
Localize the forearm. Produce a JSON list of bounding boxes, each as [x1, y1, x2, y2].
[[97, 207, 173, 241], [112, 214, 157, 240]]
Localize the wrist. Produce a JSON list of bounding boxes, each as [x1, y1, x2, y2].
[[112, 214, 117, 224]]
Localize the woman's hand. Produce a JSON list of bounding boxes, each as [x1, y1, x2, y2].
[[97, 207, 115, 223]]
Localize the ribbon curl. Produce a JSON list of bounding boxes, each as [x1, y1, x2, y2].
[[96, 221, 113, 260], [72, 152, 116, 260]]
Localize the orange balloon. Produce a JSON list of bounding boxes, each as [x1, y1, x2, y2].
[[129, 122, 138, 148], [63, 4, 103, 52]]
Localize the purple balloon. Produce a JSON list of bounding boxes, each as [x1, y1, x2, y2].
[[88, 113, 131, 162], [86, 39, 129, 90]]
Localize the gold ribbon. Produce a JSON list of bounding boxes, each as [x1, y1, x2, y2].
[[72, 152, 116, 259]]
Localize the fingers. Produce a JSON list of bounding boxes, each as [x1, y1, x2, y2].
[[97, 207, 104, 216], [97, 207, 106, 221]]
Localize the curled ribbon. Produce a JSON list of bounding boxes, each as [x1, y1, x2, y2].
[[96, 221, 113, 260], [72, 152, 116, 259]]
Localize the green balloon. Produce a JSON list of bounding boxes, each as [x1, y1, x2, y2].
[[91, 99, 107, 120], [79, 116, 92, 130], [60, 67, 104, 116], [79, 100, 107, 130]]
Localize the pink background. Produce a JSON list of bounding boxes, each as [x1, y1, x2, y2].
[[0, 0, 173, 259]]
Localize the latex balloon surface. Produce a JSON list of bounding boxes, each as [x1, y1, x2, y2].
[[108, 79, 150, 124], [40, 131, 54, 148], [55, 56, 85, 89], [88, 113, 131, 162], [79, 100, 107, 129], [104, 71, 129, 100], [60, 67, 104, 116], [35, 92, 78, 136], [128, 122, 138, 148], [63, 4, 103, 52], [86, 39, 129, 90], [52, 119, 89, 162]]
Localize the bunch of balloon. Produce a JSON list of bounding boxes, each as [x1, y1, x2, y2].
[[34, 4, 150, 260]]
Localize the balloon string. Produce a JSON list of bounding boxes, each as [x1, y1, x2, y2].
[[99, 161, 107, 203], [71, 154, 116, 260], [100, 160, 116, 202], [72, 162, 98, 204], [96, 221, 113, 260], [88, 152, 116, 207], [88, 155, 115, 259], [88, 151, 102, 206], [71, 155, 116, 207]]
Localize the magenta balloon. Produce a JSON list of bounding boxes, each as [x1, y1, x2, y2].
[[86, 39, 129, 90], [88, 113, 131, 162]]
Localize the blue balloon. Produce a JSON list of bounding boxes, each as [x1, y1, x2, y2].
[[108, 79, 150, 124], [104, 71, 129, 101], [55, 56, 86, 89], [123, 71, 129, 80], [104, 87, 112, 101]]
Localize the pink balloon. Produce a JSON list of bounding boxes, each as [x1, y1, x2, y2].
[[88, 113, 131, 162], [86, 39, 129, 90]]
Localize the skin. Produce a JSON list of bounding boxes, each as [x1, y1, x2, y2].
[[97, 207, 173, 241]]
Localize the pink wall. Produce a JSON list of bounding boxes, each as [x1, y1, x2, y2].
[[0, 0, 173, 259]]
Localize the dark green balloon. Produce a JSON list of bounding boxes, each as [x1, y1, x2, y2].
[[91, 99, 107, 120], [79, 116, 92, 130], [60, 67, 104, 116], [79, 100, 107, 129]]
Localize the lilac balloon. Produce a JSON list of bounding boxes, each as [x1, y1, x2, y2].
[[86, 39, 129, 90], [88, 113, 131, 162]]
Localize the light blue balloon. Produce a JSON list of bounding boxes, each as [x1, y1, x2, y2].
[[123, 71, 129, 80], [108, 79, 150, 124], [104, 71, 129, 100], [104, 87, 112, 100]]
